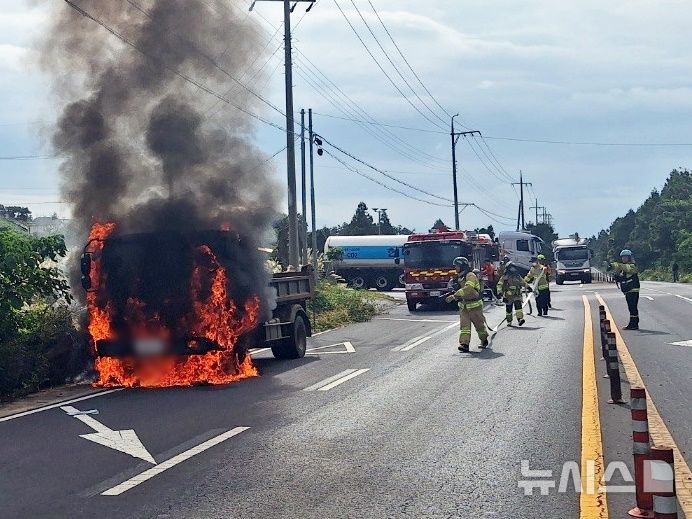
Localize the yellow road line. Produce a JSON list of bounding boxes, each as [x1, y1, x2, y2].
[[596, 293, 692, 517], [580, 295, 609, 519]]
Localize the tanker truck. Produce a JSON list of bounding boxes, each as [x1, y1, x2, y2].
[[324, 234, 409, 291]]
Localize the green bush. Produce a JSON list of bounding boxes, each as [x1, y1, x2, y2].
[[0, 305, 85, 401], [308, 282, 379, 332]]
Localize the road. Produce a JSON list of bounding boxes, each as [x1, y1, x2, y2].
[[0, 280, 689, 518]]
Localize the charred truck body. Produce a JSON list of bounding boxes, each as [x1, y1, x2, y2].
[[82, 227, 314, 387], [403, 230, 473, 311]]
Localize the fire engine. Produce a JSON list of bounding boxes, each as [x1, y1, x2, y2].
[[403, 230, 499, 312]]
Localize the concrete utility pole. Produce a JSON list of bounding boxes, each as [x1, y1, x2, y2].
[[300, 109, 308, 265], [511, 171, 532, 231], [250, 0, 315, 269], [308, 109, 318, 273], [450, 115, 481, 230]]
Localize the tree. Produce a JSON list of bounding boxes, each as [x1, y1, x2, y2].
[[474, 225, 495, 240], [525, 222, 558, 261], [341, 202, 377, 235], [0, 229, 71, 341], [377, 209, 396, 235], [430, 218, 449, 232]]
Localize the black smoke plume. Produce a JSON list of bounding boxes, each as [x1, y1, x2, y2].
[[41, 0, 280, 318]]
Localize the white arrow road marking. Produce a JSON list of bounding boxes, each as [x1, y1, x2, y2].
[[249, 347, 271, 356], [303, 368, 370, 391], [101, 427, 250, 496], [61, 406, 156, 464], [669, 340, 692, 348], [305, 341, 355, 355], [643, 296, 654, 301], [675, 294, 692, 305]]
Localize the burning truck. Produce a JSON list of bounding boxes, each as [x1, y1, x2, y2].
[[81, 223, 313, 388], [40, 1, 315, 387]]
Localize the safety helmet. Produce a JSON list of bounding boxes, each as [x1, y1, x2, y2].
[[453, 256, 470, 272], [537, 254, 546, 261], [620, 249, 633, 257]]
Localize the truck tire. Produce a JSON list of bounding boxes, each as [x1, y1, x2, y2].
[[556, 276, 564, 285], [398, 273, 405, 286], [374, 274, 391, 291], [584, 275, 592, 284], [271, 314, 308, 359], [407, 299, 418, 312], [349, 275, 367, 289]]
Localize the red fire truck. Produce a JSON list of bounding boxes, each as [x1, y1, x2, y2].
[[402, 230, 500, 312], [402, 230, 473, 312]]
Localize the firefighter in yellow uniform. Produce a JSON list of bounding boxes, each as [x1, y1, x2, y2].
[[497, 263, 530, 326], [525, 255, 550, 316], [446, 257, 489, 352]]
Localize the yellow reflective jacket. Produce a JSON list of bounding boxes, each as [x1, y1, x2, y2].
[[448, 272, 483, 310], [611, 262, 640, 293], [525, 265, 550, 291], [497, 275, 528, 302]]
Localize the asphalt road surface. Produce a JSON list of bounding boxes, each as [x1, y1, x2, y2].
[[1, 280, 690, 518]]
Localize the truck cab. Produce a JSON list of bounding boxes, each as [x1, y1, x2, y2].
[[402, 231, 472, 311], [497, 231, 544, 275], [552, 237, 592, 284]]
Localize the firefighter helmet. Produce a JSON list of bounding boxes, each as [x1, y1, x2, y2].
[[453, 256, 470, 272]]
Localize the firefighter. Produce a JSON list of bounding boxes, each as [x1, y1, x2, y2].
[[608, 249, 640, 330], [525, 255, 550, 316], [496, 263, 530, 326], [446, 257, 489, 352]]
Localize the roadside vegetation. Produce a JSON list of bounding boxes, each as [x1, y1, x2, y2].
[[589, 169, 691, 278], [308, 281, 394, 333], [0, 228, 86, 401]]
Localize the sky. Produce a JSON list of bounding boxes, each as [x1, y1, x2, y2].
[[1, 0, 691, 237]]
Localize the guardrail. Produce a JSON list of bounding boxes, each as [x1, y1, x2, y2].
[[593, 269, 615, 283]]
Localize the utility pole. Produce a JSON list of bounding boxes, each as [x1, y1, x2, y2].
[[300, 109, 307, 265], [529, 199, 545, 226], [308, 109, 317, 274], [451, 114, 481, 230], [250, 0, 315, 269], [372, 208, 387, 235], [511, 171, 532, 231]]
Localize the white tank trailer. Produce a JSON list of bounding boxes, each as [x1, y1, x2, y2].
[[552, 236, 592, 284], [324, 235, 409, 291]]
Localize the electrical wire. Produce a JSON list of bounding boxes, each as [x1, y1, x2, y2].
[[366, 0, 452, 120], [311, 112, 446, 134], [321, 148, 451, 207], [331, 0, 447, 131], [317, 134, 454, 203], [347, 0, 447, 126]]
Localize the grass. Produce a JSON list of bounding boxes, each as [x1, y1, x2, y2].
[[640, 269, 691, 283], [307, 282, 393, 333]]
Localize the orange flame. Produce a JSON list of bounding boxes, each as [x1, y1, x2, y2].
[[87, 223, 260, 388]]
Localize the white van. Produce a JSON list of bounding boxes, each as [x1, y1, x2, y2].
[[497, 231, 544, 274]]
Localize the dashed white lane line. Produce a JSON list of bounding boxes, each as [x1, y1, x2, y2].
[[101, 427, 250, 496], [392, 322, 458, 352], [303, 368, 370, 391], [0, 389, 124, 423], [675, 294, 692, 304], [375, 317, 457, 323]]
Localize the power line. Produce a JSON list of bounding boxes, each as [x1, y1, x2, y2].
[[311, 111, 446, 134], [321, 148, 451, 207], [347, 0, 447, 126], [331, 0, 447, 131], [0, 155, 58, 161], [317, 134, 454, 203], [484, 135, 692, 146], [366, 0, 452, 120]]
